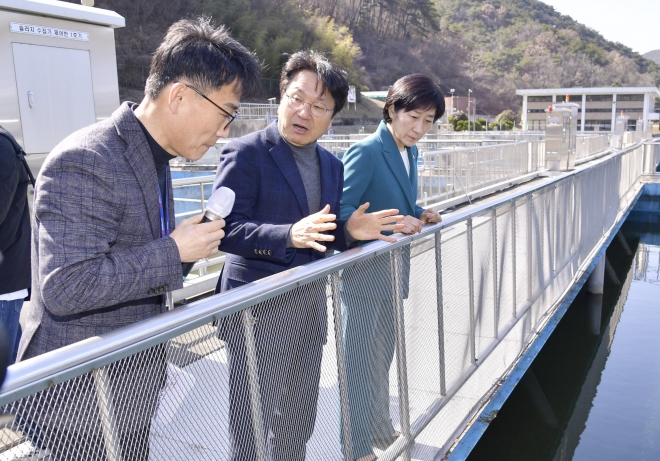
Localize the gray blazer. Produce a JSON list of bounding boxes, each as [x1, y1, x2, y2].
[[19, 102, 183, 361]]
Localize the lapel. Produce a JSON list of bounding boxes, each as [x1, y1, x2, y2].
[[407, 146, 418, 192], [265, 122, 310, 216], [377, 121, 415, 212], [113, 102, 161, 239]]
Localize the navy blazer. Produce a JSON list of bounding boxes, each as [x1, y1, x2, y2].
[[213, 122, 348, 290]]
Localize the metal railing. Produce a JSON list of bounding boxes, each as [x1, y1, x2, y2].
[[576, 134, 610, 161], [417, 141, 544, 205], [315, 138, 517, 157], [169, 175, 225, 281], [169, 135, 638, 281], [0, 141, 650, 460], [235, 103, 278, 120]]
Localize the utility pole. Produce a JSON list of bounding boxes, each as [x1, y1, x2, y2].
[[468, 89, 472, 132]]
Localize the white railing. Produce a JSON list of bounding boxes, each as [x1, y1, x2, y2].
[[417, 141, 544, 205], [0, 142, 650, 461], [236, 103, 277, 120], [576, 134, 610, 162]]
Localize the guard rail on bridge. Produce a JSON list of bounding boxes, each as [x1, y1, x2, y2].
[[0, 139, 656, 460], [169, 135, 615, 282]]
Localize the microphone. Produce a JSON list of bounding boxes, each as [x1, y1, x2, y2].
[[181, 187, 235, 278]]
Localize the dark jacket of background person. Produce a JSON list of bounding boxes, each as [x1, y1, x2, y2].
[[0, 127, 31, 298], [16, 103, 183, 437], [212, 121, 349, 460], [214, 121, 348, 293]]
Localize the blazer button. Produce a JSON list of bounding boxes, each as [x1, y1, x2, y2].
[[254, 249, 258, 254], [267, 250, 273, 256], [147, 289, 154, 295]]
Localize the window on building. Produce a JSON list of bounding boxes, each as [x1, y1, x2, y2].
[[585, 120, 611, 131], [617, 94, 644, 101], [586, 94, 612, 102], [528, 96, 553, 102]]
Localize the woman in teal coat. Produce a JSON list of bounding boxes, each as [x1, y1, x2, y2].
[[340, 74, 445, 460]]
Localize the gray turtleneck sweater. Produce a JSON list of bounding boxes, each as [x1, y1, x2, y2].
[[282, 135, 356, 249]]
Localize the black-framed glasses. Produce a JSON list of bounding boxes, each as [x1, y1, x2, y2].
[[184, 83, 238, 129], [285, 93, 334, 118]]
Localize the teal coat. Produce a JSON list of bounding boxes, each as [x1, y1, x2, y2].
[[340, 121, 424, 223]]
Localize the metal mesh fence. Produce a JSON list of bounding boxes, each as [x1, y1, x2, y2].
[[418, 142, 542, 205], [0, 144, 649, 460]]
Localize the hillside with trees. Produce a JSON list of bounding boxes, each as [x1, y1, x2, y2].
[[644, 50, 660, 65], [62, 0, 659, 117]]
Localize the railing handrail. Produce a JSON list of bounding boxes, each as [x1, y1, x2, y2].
[[422, 140, 526, 156], [171, 175, 215, 187], [0, 140, 645, 406]]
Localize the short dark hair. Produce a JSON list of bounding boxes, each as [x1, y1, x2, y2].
[[145, 17, 261, 100], [279, 51, 349, 117], [383, 74, 445, 123]]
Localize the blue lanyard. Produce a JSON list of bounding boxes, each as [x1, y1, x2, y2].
[[158, 165, 170, 237]]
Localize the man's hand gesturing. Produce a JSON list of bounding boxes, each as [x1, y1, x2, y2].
[[346, 202, 405, 243], [290, 204, 337, 252]]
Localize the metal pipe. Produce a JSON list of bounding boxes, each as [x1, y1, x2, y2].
[[511, 200, 517, 317], [527, 194, 533, 302], [330, 273, 354, 461], [391, 247, 412, 461], [171, 175, 215, 187], [241, 308, 267, 461], [92, 367, 123, 461], [552, 185, 557, 274], [435, 232, 446, 395], [491, 208, 499, 338], [199, 182, 206, 213], [390, 247, 412, 461], [467, 218, 476, 364]]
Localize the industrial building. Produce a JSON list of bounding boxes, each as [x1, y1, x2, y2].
[[517, 87, 660, 133]]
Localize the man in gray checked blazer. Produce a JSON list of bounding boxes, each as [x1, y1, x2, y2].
[[17, 18, 260, 460]]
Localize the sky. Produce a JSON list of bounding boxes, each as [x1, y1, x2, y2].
[[540, 0, 660, 55]]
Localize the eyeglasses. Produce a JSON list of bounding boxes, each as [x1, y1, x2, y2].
[[285, 93, 334, 118], [184, 83, 238, 130]]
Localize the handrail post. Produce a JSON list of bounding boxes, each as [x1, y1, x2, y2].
[[491, 208, 499, 339], [92, 367, 123, 461], [511, 200, 517, 318], [527, 194, 533, 302], [199, 183, 206, 214], [391, 247, 412, 460], [467, 218, 476, 364], [241, 308, 267, 461], [330, 273, 354, 461], [551, 185, 556, 274], [434, 232, 446, 396]]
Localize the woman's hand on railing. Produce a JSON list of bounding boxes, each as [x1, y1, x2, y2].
[[420, 209, 442, 225], [395, 215, 424, 235]]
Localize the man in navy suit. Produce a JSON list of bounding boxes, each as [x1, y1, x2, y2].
[[213, 51, 404, 460]]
